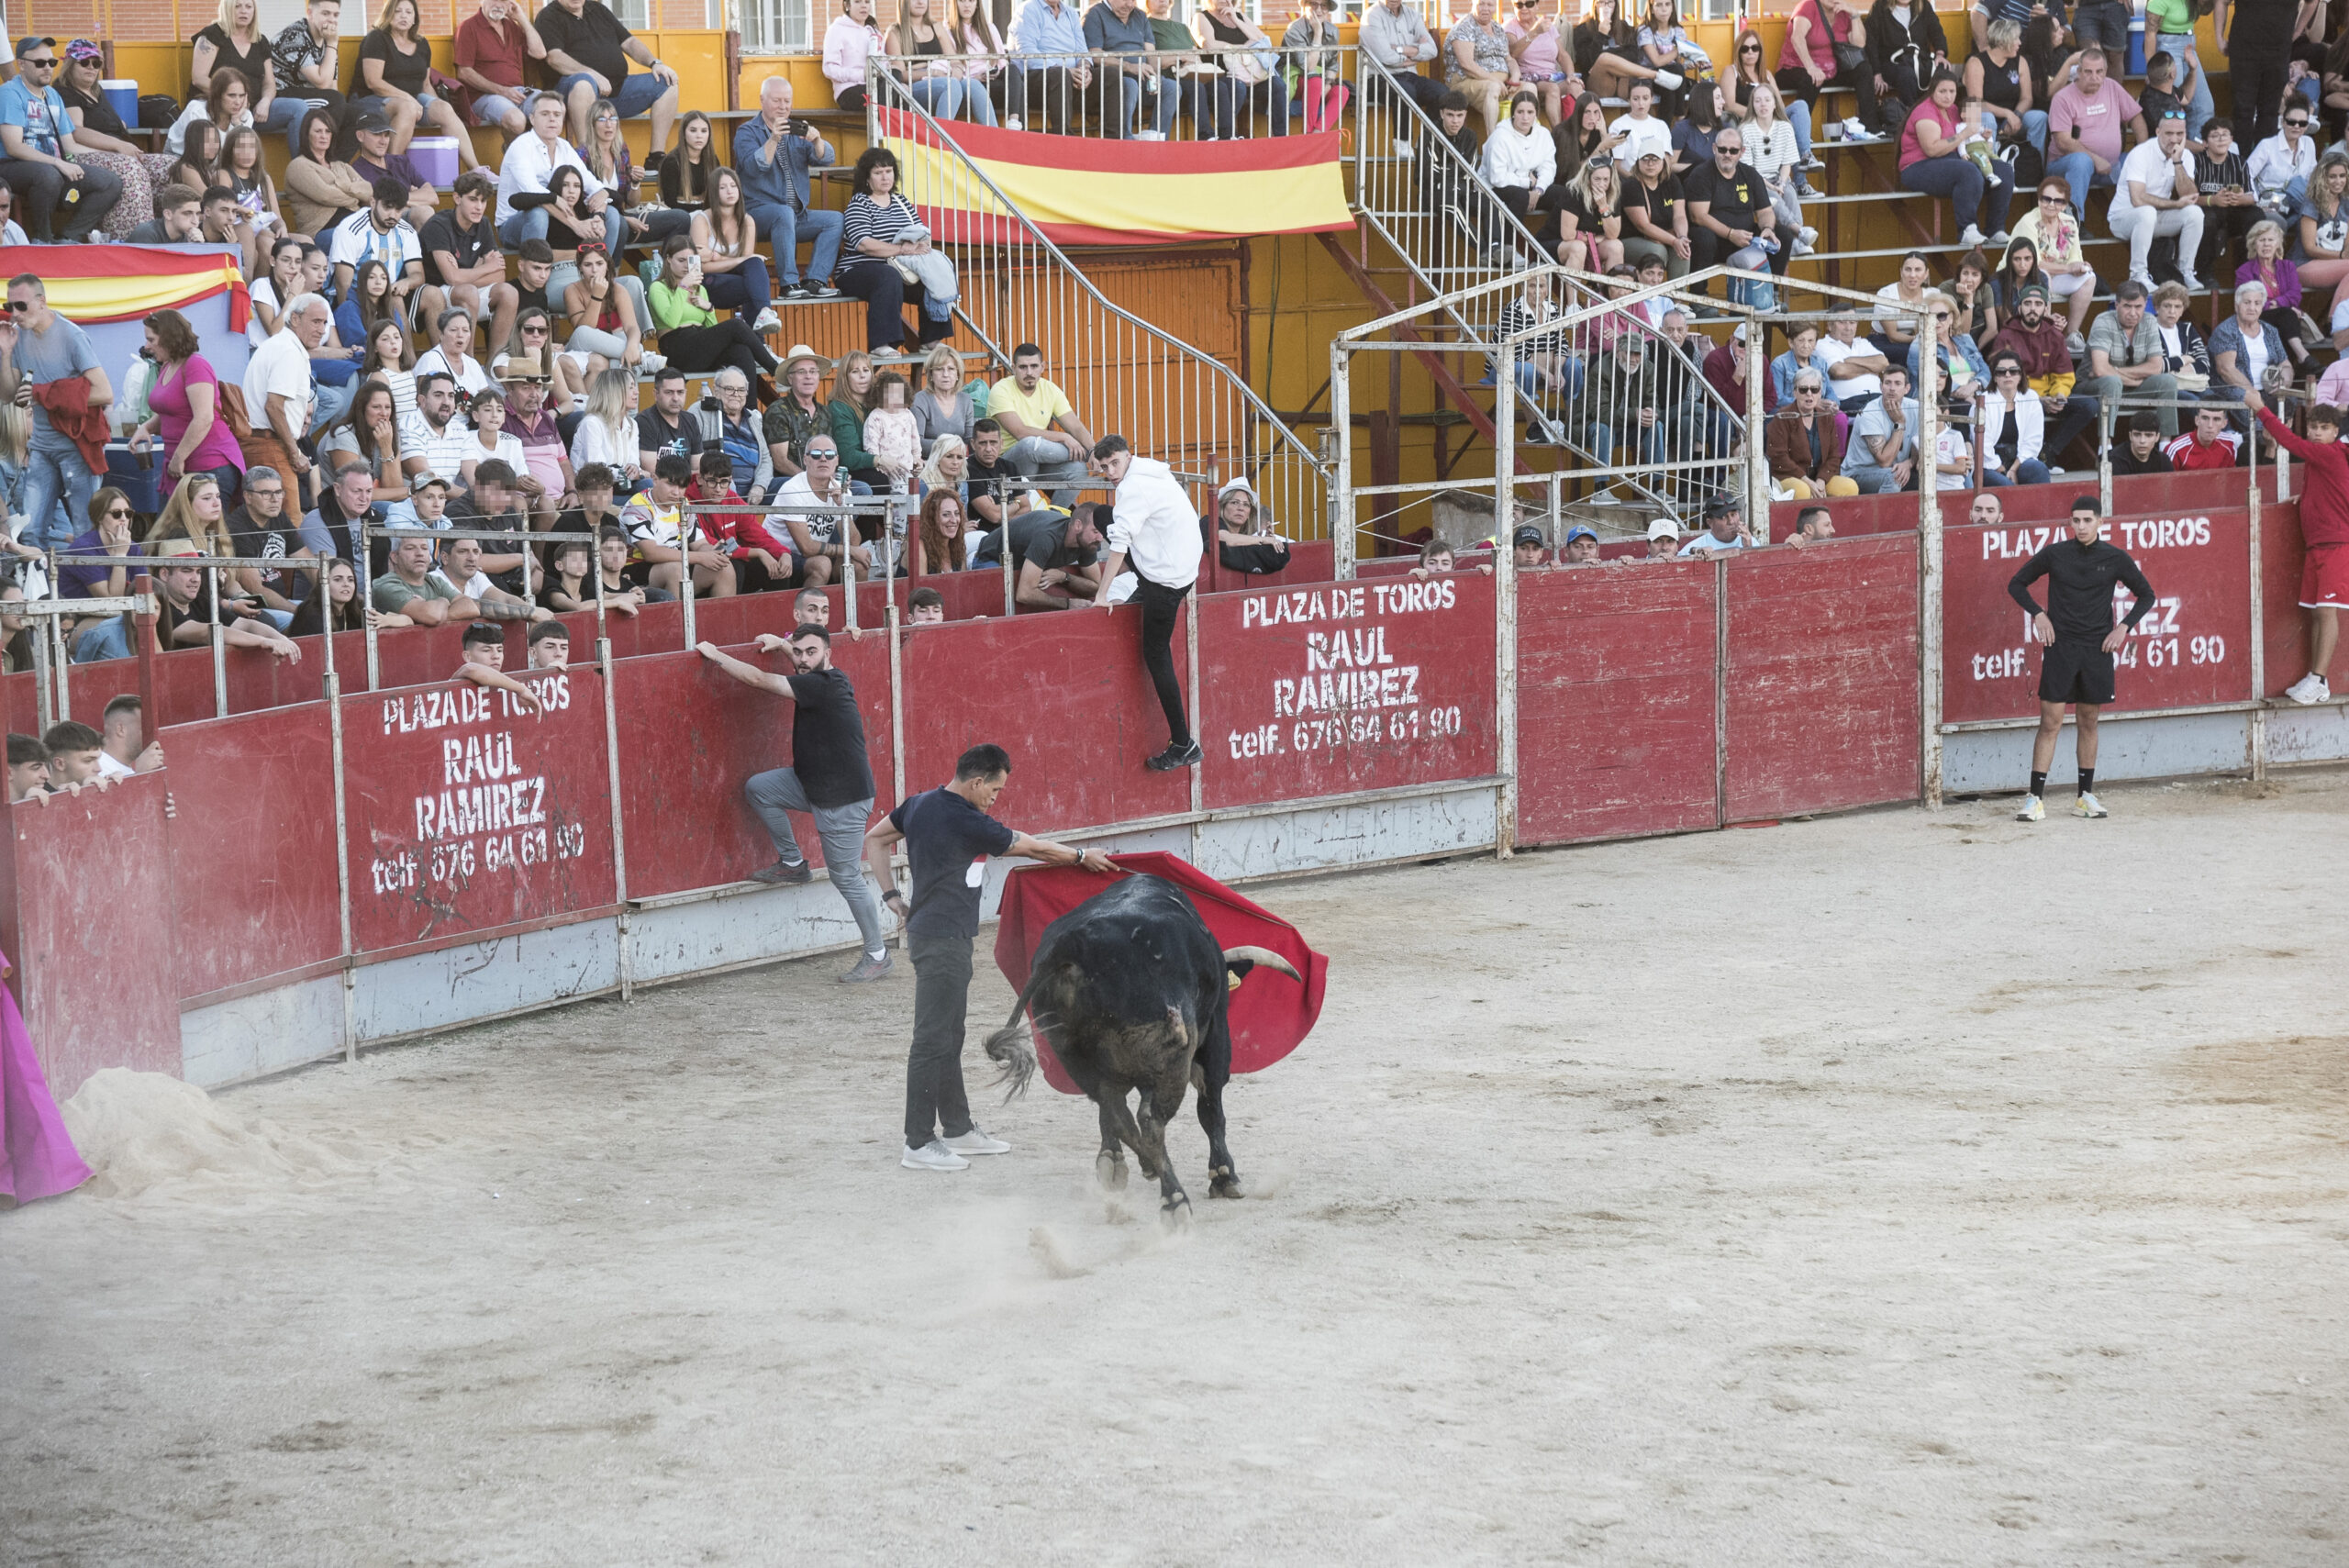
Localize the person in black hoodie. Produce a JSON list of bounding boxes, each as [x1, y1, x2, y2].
[[2107, 411, 2175, 475], [1865, 0, 1948, 128]]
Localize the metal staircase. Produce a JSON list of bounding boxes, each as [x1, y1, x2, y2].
[[864, 76, 1333, 540]]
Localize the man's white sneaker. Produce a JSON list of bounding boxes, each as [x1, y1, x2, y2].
[[752, 306, 782, 334], [1003, 116, 1024, 130], [2074, 793, 2109, 818], [1960, 223, 1987, 246], [1393, 137, 1415, 161], [901, 1140, 970, 1172], [942, 1128, 1011, 1155], [1134, 128, 1165, 140], [2284, 672, 2332, 705], [1793, 234, 1815, 256], [637, 352, 666, 375], [2176, 271, 2204, 293], [2016, 794, 2044, 821]]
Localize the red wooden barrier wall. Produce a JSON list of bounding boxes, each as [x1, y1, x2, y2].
[[0, 774, 181, 1095], [1766, 469, 2270, 541], [1516, 562, 1720, 846], [1196, 573, 1497, 809], [2262, 500, 2310, 699], [1724, 535, 1920, 820]]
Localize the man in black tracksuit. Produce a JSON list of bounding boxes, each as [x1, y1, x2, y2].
[[2008, 496, 2155, 822]]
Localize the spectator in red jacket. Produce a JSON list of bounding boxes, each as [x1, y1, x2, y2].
[[2160, 404, 2244, 473], [2246, 388, 2349, 704], [689, 450, 797, 593]]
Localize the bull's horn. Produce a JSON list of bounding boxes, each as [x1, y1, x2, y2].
[[1222, 946, 1303, 983]]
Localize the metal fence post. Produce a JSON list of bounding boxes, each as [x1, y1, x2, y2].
[[1495, 339, 1518, 859], [2098, 402, 2114, 516], [325, 665, 358, 1062], [1917, 311, 1944, 809], [1331, 341, 1354, 580], [2248, 471, 2267, 780], [207, 564, 228, 717], [1743, 319, 1767, 541]]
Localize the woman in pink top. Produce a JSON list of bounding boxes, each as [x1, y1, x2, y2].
[[1898, 68, 2014, 249], [129, 307, 248, 506], [824, 0, 885, 111]]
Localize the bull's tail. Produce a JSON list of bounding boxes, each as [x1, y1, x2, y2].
[[982, 984, 1043, 1101]]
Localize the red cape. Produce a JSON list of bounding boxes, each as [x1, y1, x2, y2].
[[991, 852, 1329, 1095]]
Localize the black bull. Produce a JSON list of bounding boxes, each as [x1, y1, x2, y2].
[[984, 874, 1302, 1218]]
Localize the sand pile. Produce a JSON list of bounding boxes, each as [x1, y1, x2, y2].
[[59, 1069, 368, 1199]]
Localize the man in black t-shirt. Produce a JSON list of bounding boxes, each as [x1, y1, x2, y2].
[[635, 365, 705, 471], [420, 171, 518, 341], [2007, 497, 2154, 822], [1684, 130, 1787, 301], [861, 742, 1110, 1172], [227, 464, 314, 613], [971, 505, 1105, 609], [697, 624, 889, 980], [535, 0, 680, 145], [1620, 149, 1688, 275], [965, 418, 1020, 530]]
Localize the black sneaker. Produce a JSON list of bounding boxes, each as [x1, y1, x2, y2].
[[783, 281, 811, 300], [806, 280, 842, 299], [1145, 740, 1203, 772], [750, 858, 814, 885], [840, 952, 894, 983]]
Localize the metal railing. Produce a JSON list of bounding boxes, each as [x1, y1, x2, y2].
[[871, 43, 1347, 140], [865, 65, 1333, 540]]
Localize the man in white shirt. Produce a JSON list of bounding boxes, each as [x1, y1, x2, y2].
[[495, 89, 620, 251], [244, 293, 335, 495], [430, 533, 551, 622], [1360, 0, 1448, 117], [1816, 310, 1887, 415], [1608, 82, 1674, 169], [95, 694, 163, 779], [2108, 110, 2202, 291], [400, 373, 481, 491], [767, 439, 875, 588], [1088, 434, 1202, 772]]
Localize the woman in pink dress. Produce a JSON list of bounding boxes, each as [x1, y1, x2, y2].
[[129, 307, 249, 509]]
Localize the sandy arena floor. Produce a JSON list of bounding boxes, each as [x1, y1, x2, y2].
[[4, 773, 2346, 1566]]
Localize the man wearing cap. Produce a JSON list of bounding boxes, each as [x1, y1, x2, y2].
[[0, 38, 120, 242], [1559, 525, 1606, 565], [735, 76, 842, 301], [1620, 144, 1688, 277], [1509, 525, 1548, 570], [1678, 496, 1750, 555], [1642, 518, 1681, 560], [351, 111, 438, 230], [1986, 280, 2101, 463]]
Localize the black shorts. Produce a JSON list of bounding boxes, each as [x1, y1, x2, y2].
[[2039, 638, 2115, 706]]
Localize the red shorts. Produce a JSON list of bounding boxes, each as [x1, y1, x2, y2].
[[2302, 543, 2349, 610]]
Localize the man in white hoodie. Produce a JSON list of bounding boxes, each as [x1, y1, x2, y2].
[[1089, 434, 1203, 772]]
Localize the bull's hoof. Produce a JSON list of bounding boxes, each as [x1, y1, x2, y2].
[[1095, 1151, 1128, 1191], [1160, 1195, 1193, 1229], [1208, 1167, 1245, 1200]]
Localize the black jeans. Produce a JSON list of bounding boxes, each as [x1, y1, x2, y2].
[[655, 319, 777, 383], [1776, 61, 1878, 131], [2232, 50, 2290, 146], [837, 259, 953, 352], [905, 930, 975, 1148], [1135, 574, 1191, 748]]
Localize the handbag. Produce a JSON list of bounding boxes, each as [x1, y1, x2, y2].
[[1811, 1, 1866, 74], [1225, 44, 1272, 85]]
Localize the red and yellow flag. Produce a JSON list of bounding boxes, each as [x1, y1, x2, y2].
[[0, 245, 250, 330], [876, 108, 1353, 247]]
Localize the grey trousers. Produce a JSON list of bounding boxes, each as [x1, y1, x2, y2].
[[744, 766, 885, 956], [2076, 372, 2183, 439]]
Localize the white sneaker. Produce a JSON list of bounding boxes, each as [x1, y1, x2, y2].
[[1988, 229, 2010, 245], [1798, 225, 1819, 246], [1960, 223, 1987, 246], [1134, 128, 1165, 141], [2065, 331, 2087, 357], [901, 1140, 970, 1171], [2074, 793, 2109, 819], [1393, 137, 1415, 161], [2176, 271, 2204, 293], [2016, 794, 2044, 822], [751, 306, 782, 334], [637, 352, 666, 375], [1793, 234, 1816, 256], [1003, 116, 1023, 131], [2284, 672, 2332, 705], [942, 1128, 1011, 1155], [1653, 69, 1683, 90]]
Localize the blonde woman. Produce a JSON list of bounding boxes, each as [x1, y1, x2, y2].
[[360, 0, 484, 169], [891, 0, 987, 123], [141, 473, 238, 560], [1549, 156, 1623, 272], [1742, 83, 1817, 254], [568, 369, 644, 488], [912, 343, 984, 445]]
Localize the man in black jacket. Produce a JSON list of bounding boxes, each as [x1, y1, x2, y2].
[[2008, 496, 2156, 822]]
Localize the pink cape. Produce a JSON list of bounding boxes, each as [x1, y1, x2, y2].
[[990, 853, 1330, 1095], [2, 950, 91, 1204]]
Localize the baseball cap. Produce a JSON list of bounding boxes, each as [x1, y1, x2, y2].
[[356, 111, 394, 134], [1645, 518, 1678, 541], [2020, 280, 2050, 301], [1702, 495, 1738, 519], [16, 38, 56, 58], [1564, 525, 1598, 544], [1511, 524, 1544, 546], [64, 39, 101, 61]]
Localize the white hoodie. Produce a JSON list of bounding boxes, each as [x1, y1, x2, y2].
[[1481, 121, 1556, 193], [1108, 454, 1202, 590]]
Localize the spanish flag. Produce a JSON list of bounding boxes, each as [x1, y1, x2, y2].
[[877, 108, 1353, 247], [0, 245, 250, 331]]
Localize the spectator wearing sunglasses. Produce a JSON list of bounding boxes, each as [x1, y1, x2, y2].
[[0, 38, 123, 241]]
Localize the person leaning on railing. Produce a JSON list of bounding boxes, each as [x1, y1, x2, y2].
[[1084, 0, 1178, 140], [894, 0, 991, 126], [1360, 0, 1448, 117]]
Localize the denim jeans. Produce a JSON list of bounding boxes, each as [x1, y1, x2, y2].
[[24, 429, 96, 554], [2045, 151, 2112, 221], [1981, 458, 2051, 485], [1003, 434, 1088, 504], [308, 375, 355, 436], [1842, 460, 1911, 493], [701, 259, 775, 317], [71, 616, 130, 663], [498, 204, 624, 256], [1899, 150, 2012, 232], [747, 200, 844, 286], [260, 95, 322, 159], [1101, 70, 1179, 138], [905, 929, 975, 1148], [743, 766, 884, 956]]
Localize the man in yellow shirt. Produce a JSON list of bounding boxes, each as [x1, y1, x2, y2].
[[985, 342, 1094, 506]]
